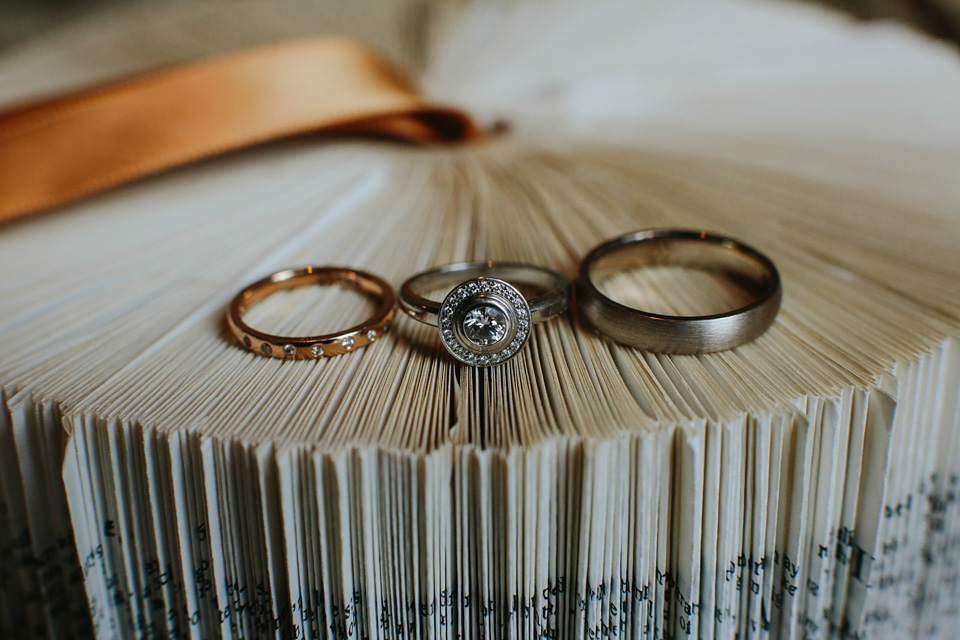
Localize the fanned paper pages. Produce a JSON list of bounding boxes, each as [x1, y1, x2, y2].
[[1, 0, 959, 638]]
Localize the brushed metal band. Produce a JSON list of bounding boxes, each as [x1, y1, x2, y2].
[[577, 230, 781, 353], [400, 261, 571, 327]]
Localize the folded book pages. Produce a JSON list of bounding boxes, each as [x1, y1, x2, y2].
[[0, 0, 958, 638]]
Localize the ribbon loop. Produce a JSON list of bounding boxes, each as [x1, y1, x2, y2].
[[0, 37, 481, 223]]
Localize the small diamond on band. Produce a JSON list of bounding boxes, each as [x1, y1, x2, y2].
[[311, 345, 323, 357], [342, 336, 355, 350], [283, 344, 295, 356]]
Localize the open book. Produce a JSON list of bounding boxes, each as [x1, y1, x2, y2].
[[1, 0, 958, 638]]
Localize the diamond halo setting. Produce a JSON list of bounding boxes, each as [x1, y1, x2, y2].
[[438, 278, 531, 366]]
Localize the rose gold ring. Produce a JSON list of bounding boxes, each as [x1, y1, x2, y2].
[[226, 266, 396, 359]]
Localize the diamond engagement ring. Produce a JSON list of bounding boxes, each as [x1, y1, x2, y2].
[[577, 229, 782, 353], [227, 266, 396, 359], [400, 262, 571, 366]]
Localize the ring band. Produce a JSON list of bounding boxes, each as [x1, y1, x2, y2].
[[227, 266, 396, 359], [400, 261, 571, 366], [577, 230, 781, 353]]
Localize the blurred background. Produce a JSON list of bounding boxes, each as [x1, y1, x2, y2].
[[2, 0, 960, 51]]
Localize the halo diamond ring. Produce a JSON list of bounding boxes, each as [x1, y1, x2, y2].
[[400, 261, 571, 366]]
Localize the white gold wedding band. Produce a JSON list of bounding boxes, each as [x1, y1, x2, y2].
[[400, 261, 571, 366], [577, 230, 782, 353]]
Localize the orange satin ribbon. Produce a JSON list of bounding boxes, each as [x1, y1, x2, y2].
[[0, 37, 481, 224]]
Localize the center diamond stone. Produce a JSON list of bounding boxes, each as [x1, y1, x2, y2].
[[462, 303, 508, 346]]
